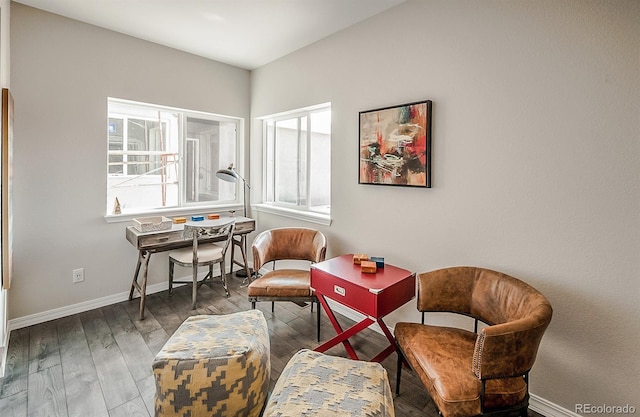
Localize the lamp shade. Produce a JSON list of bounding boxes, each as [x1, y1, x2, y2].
[[216, 167, 239, 183]]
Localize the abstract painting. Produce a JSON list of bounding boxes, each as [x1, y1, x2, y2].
[[359, 100, 432, 187]]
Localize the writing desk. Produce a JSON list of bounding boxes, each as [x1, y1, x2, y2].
[[310, 254, 415, 362], [126, 216, 255, 319]]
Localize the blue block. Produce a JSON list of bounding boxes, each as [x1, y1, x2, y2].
[[370, 256, 385, 268], [191, 215, 205, 221]]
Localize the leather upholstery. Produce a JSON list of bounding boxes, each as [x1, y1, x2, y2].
[[248, 227, 327, 341], [251, 227, 327, 269], [248, 228, 326, 298], [247, 269, 313, 298], [395, 267, 552, 417]]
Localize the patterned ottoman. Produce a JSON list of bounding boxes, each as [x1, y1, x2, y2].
[[153, 310, 270, 417], [263, 349, 395, 417]]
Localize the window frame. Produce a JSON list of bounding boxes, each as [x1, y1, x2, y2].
[[105, 98, 245, 222], [257, 103, 331, 225]]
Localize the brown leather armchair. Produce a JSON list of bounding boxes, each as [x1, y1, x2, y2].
[[394, 267, 552, 417], [247, 227, 327, 341]]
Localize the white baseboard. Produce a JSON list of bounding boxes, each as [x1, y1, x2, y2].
[[7, 264, 245, 332], [8, 281, 170, 331], [530, 394, 579, 417]]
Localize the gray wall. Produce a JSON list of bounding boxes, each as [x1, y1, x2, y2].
[[250, 0, 640, 413], [9, 3, 250, 317]]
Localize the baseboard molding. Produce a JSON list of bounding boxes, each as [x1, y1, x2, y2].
[[530, 394, 579, 417], [7, 263, 247, 332], [8, 280, 170, 331]]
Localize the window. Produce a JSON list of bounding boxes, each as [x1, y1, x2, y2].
[[263, 104, 331, 216], [107, 99, 241, 215]]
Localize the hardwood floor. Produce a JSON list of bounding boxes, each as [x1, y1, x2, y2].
[[0, 273, 543, 417]]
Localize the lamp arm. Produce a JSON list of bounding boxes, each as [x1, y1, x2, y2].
[[233, 168, 251, 189]]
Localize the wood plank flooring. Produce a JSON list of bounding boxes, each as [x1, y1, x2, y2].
[[0, 273, 543, 417]]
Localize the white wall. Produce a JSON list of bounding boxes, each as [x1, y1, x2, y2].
[[250, 0, 640, 413], [9, 4, 250, 317]]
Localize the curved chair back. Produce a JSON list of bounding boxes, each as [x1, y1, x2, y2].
[[395, 266, 552, 417], [252, 227, 327, 269], [416, 266, 552, 378]]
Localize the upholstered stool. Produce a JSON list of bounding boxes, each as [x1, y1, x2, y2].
[[263, 349, 395, 417], [153, 310, 270, 417]]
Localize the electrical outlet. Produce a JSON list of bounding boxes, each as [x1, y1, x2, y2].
[[73, 268, 84, 283]]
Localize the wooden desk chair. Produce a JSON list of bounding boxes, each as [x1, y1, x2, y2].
[[168, 219, 235, 309], [247, 227, 327, 341]]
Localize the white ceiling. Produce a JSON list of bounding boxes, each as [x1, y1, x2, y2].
[[14, 0, 406, 70]]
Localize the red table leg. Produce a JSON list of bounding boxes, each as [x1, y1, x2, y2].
[[369, 318, 397, 362], [314, 295, 404, 362], [314, 295, 365, 359]]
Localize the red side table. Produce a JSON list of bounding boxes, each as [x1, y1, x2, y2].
[[310, 254, 415, 362]]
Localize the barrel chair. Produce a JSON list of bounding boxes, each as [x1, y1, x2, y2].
[[394, 266, 552, 417], [247, 227, 327, 341]]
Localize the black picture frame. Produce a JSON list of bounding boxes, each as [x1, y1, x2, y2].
[[358, 100, 432, 188]]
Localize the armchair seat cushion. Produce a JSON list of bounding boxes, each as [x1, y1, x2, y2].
[[247, 269, 313, 298], [395, 322, 527, 417]]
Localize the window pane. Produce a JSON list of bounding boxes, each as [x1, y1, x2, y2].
[[309, 110, 331, 213], [126, 118, 165, 176], [108, 118, 123, 175], [106, 99, 239, 215], [185, 117, 237, 204], [263, 104, 331, 215], [275, 118, 300, 204], [299, 116, 308, 206], [265, 121, 275, 202]]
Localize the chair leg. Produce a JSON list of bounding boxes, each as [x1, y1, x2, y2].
[[251, 301, 256, 309], [220, 259, 230, 297], [396, 347, 403, 396], [168, 260, 174, 296], [191, 264, 198, 310], [271, 301, 275, 312]]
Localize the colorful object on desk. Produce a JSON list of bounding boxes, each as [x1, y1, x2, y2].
[[370, 256, 385, 268], [207, 213, 220, 220], [191, 215, 205, 221], [361, 260, 377, 274], [353, 254, 369, 265], [173, 217, 187, 224]]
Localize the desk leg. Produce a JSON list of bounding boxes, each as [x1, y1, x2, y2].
[[129, 251, 143, 301], [238, 234, 251, 281], [230, 234, 252, 286], [314, 295, 361, 360], [129, 250, 151, 320], [229, 235, 236, 275]]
